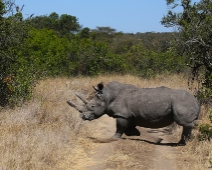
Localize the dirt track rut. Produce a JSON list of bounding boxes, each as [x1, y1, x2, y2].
[[70, 114, 194, 170]]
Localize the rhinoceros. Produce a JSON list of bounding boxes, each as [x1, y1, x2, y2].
[[67, 81, 200, 145]]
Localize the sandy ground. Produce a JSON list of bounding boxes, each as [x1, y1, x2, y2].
[[2, 76, 211, 170], [69, 114, 194, 170]]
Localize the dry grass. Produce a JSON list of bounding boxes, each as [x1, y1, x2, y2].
[[179, 104, 212, 169], [0, 74, 211, 169], [0, 77, 81, 169]]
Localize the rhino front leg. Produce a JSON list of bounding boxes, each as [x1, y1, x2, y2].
[[112, 117, 131, 139], [92, 118, 130, 143]]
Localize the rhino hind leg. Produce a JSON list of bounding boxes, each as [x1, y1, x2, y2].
[[178, 126, 192, 145], [124, 127, 140, 136]]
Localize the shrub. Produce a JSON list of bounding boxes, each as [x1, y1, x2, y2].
[[198, 123, 212, 141], [67, 37, 127, 76], [21, 28, 71, 77], [0, 1, 32, 106]]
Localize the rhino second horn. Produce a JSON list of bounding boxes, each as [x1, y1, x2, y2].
[[67, 100, 77, 108], [75, 93, 88, 104]]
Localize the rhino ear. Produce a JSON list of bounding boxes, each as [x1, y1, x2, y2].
[[93, 82, 104, 92], [97, 82, 104, 91]]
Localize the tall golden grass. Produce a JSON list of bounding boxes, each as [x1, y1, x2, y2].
[[0, 74, 211, 169]]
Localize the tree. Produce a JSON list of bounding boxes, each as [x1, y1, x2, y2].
[[91, 26, 116, 43], [0, 0, 34, 106], [79, 27, 90, 39], [59, 14, 80, 35], [161, 0, 212, 102], [22, 28, 70, 76], [28, 12, 81, 36]]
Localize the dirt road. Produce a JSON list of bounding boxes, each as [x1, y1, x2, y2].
[[70, 115, 193, 170]]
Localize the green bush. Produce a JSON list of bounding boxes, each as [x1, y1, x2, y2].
[[67, 37, 127, 75], [209, 110, 212, 123], [198, 123, 212, 141], [21, 28, 70, 76], [122, 44, 185, 77], [0, 1, 33, 106]]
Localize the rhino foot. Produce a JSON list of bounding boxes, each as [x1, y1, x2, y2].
[[177, 139, 186, 146]]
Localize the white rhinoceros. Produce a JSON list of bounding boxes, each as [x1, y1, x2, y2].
[[67, 81, 200, 145]]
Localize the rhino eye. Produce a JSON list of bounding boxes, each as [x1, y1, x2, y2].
[[88, 105, 95, 111]]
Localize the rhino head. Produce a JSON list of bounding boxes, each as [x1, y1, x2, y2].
[[67, 83, 107, 121]]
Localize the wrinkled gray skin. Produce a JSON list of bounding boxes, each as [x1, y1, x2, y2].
[[67, 81, 200, 145]]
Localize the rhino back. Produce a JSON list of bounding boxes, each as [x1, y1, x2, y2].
[[106, 86, 172, 118], [124, 87, 174, 122]]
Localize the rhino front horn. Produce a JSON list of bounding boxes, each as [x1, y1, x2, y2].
[[67, 100, 84, 113], [75, 93, 88, 104]]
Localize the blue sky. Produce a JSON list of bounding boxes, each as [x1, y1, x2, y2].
[[15, 0, 179, 33]]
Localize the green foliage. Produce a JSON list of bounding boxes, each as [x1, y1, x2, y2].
[[21, 28, 70, 76], [162, 0, 212, 103], [208, 110, 212, 123], [162, 1, 212, 141], [67, 37, 127, 76], [0, 0, 5, 16], [69, 37, 105, 75], [0, 0, 33, 106], [91, 28, 175, 53], [135, 32, 175, 52], [198, 123, 212, 141], [123, 44, 185, 77], [28, 12, 81, 36], [79, 27, 90, 39], [196, 71, 212, 104], [65, 30, 184, 77], [91, 27, 116, 43]]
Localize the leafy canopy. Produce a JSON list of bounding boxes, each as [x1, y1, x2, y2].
[[161, 0, 212, 102], [28, 12, 81, 36]]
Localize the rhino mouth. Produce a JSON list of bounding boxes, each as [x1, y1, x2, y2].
[[81, 111, 96, 121]]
